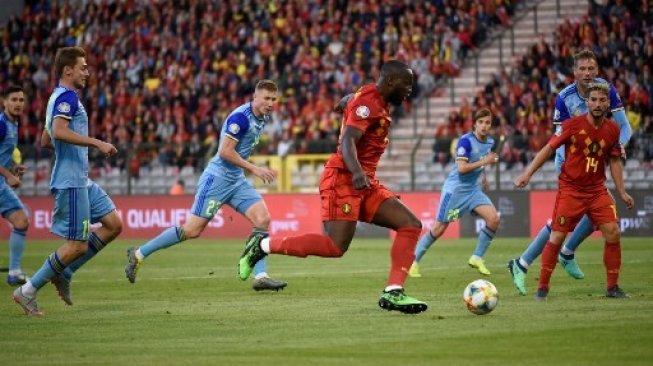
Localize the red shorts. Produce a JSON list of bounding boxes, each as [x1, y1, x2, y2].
[[551, 187, 618, 232], [319, 167, 396, 222]]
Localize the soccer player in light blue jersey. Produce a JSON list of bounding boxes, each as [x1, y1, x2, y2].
[[13, 47, 120, 316], [508, 49, 632, 295], [125, 80, 287, 291], [409, 108, 501, 277], [0, 86, 30, 286]]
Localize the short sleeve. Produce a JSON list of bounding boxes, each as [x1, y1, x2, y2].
[[608, 83, 624, 112], [455, 137, 472, 160], [344, 101, 376, 132], [224, 112, 249, 141], [548, 122, 574, 150], [552, 95, 570, 125], [609, 124, 622, 157], [52, 91, 79, 121]]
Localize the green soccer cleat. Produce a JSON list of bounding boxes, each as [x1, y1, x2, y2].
[[252, 277, 287, 292], [558, 255, 585, 279], [507, 259, 527, 296], [378, 289, 428, 314], [125, 247, 143, 284], [51, 274, 73, 305], [468, 256, 491, 275], [238, 233, 268, 281], [13, 287, 44, 317], [408, 262, 422, 278]]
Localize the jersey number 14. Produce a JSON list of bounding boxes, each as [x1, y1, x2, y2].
[[585, 157, 599, 173]]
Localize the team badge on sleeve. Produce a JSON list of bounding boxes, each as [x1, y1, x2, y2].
[[355, 105, 370, 118], [228, 123, 240, 135], [58, 102, 71, 113], [553, 109, 560, 121], [457, 147, 466, 156]]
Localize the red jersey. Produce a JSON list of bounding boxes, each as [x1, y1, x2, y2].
[[325, 84, 392, 176], [548, 114, 621, 192]]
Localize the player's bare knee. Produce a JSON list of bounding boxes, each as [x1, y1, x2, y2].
[[109, 219, 123, 237], [13, 219, 29, 231], [332, 239, 350, 256], [603, 224, 621, 242], [405, 217, 422, 231], [182, 224, 202, 240], [253, 212, 271, 229], [487, 214, 500, 230]]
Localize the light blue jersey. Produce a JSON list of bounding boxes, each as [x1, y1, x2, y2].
[[0, 112, 24, 217], [191, 102, 268, 218], [45, 86, 89, 189], [436, 132, 494, 223], [0, 112, 18, 186], [442, 132, 495, 192], [553, 78, 629, 171], [205, 102, 268, 181]]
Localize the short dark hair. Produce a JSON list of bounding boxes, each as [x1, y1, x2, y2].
[[380, 60, 411, 78], [3, 85, 24, 98], [573, 49, 598, 68], [255, 79, 278, 93], [55, 47, 87, 77], [473, 108, 492, 122]]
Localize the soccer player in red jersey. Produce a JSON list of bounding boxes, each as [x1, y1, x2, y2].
[[238, 60, 428, 314], [514, 83, 634, 300]]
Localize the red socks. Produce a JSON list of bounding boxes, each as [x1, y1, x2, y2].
[[387, 227, 421, 287], [538, 241, 562, 290], [267, 226, 421, 290], [269, 234, 344, 258], [604, 240, 621, 288]]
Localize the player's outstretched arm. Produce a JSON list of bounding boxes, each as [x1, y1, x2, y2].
[[341, 126, 369, 189], [608, 155, 634, 209], [514, 144, 553, 188], [51, 117, 117, 157], [218, 137, 276, 183]]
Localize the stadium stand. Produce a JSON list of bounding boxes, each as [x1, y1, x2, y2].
[[1, 0, 650, 193]]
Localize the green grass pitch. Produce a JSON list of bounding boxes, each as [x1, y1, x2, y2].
[[1, 237, 652, 365]]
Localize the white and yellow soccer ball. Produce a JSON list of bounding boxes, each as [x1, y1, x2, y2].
[[463, 279, 498, 315]]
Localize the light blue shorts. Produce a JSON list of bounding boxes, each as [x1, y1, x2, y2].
[[0, 182, 24, 218], [436, 189, 493, 223], [190, 172, 262, 219], [88, 181, 116, 224], [51, 187, 91, 241]]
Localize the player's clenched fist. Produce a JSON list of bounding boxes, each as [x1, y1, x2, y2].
[[254, 167, 277, 184], [620, 192, 634, 209], [514, 173, 530, 188], [483, 152, 498, 166], [98, 141, 117, 157], [352, 171, 370, 190]]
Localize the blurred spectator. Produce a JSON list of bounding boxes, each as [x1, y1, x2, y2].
[[1, 0, 520, 171], [432, 126, 453, 165], [437, 0, 653, 165], [169, 179, 185, 195]]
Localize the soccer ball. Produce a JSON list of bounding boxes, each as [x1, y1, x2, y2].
[[463, 279, 498, 315]]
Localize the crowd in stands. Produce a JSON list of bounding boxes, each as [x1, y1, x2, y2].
[[1, 0, 519, 176], [434, 0, 653, 168]]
